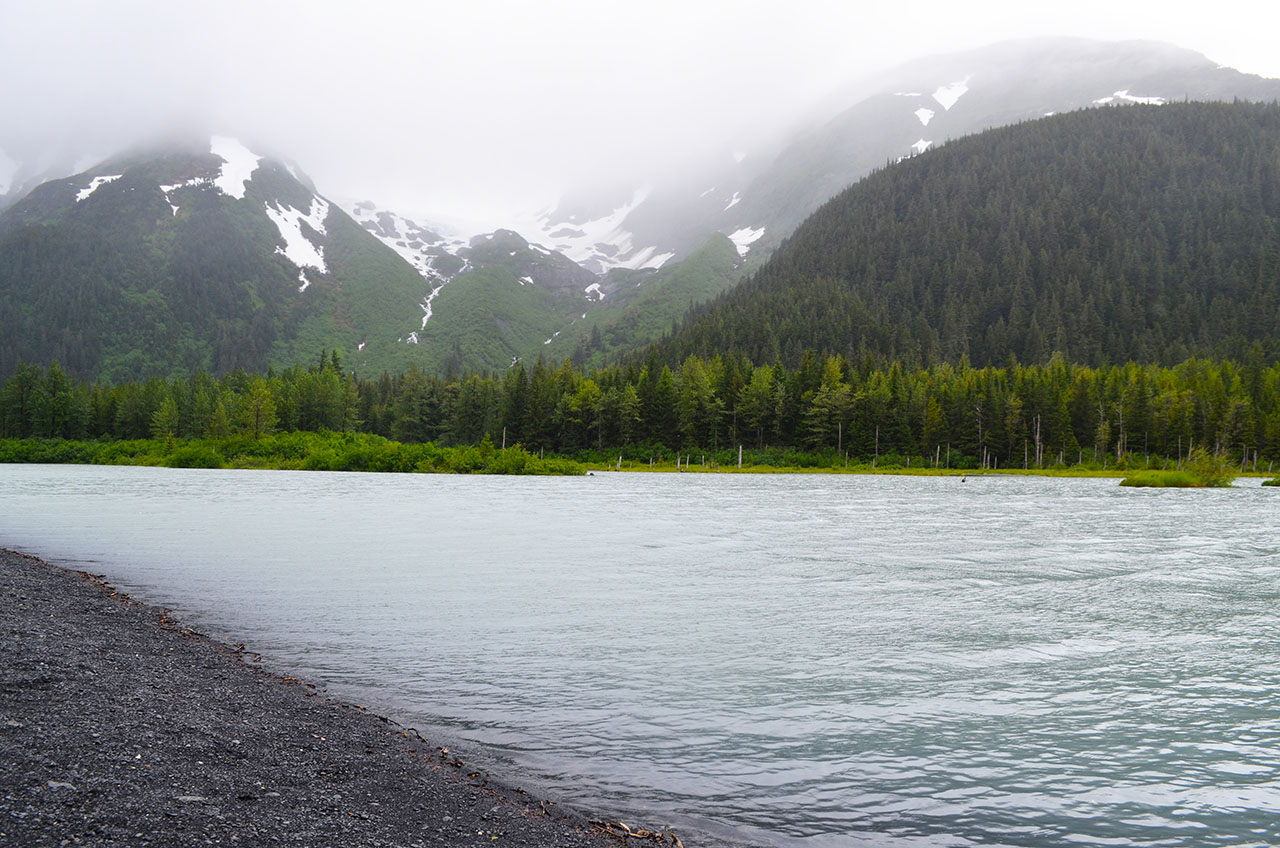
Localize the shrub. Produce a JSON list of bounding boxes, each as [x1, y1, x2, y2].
[[166, 445, 225, 468], [1184, 448, 1236, 487]]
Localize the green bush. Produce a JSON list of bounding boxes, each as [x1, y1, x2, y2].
[[1184, 448, 1236, 487], [166, 445, 225, 468]]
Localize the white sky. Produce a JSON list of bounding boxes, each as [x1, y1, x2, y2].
[[1, 0, 1277, 226]]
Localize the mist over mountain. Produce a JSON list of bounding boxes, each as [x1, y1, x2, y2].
[[536, 38, 1280, 276], [655, 100, 1280, 369], [3, 36, 1280, 381], [0, 138, 434, 379]]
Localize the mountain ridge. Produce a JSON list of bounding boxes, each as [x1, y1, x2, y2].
[[653, 100, 1280, 370], [0, 137, 438, 380]]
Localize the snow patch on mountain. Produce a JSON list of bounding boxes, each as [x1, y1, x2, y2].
[[623, 246, 675, 270], [1094, 90, 1166, 105], [537, 187, 648, 260], [159, 177, 206, 216], [265, 196, 330, 289], [210, 136, 261, 200], [932, 79, 970, 111], [528, 187, 674, 273], [911, 139, 933, 154], [728, 226, 766, 257], [344, 201, 478, 330], [585, 282, 605, 301], [75, 174, 122, 202], [724, 191, 742, 211], [914, 107, 936, 127]]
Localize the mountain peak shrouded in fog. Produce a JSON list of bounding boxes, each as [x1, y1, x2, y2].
[[2, 1, 1279, 223], [6, 31, 1280, 378]]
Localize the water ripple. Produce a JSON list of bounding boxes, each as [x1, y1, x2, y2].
[[2, 466, 1279, 847]]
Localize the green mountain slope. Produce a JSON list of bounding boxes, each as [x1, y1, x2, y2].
[[656, 101, 1280, 369], [542, 233, 741, 368], [412, 264, 583, 374], [540, 39, 1280, 281], [401, 231, 741, 375], [0, 140, 435, 380]]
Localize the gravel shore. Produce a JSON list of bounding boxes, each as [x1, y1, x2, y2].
[[0, 548, 638, 847]]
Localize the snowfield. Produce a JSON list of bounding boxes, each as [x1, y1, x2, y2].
[[210, 137, 261, 200], [729, 226, 766, 257], [75, 174, 122, 202], [265, 196, 330, 289], [932, 79, 970, 111], [1094, 90, 1166, 106]]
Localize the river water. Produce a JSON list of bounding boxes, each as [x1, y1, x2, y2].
[[1, 464, 1277, 847]]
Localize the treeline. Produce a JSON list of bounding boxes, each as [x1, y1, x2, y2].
[[658, 101, 1280, 370], [3, 349, 1278, 470]]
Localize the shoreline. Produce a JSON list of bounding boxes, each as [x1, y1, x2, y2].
[[5, 437, 1275, 482], [0, 548, 675, 847]]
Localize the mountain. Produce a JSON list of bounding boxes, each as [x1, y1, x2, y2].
[[541, 38, 1280, 271], [0, 137, 439, 380], [340, 195, 746, 375], [345, 38, 1280, 375], [6, 39, 1280, 382], [539, 232, 743, 369], [654, 100, 1280, 369]]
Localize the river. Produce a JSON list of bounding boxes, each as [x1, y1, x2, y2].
[[1, 465, 1277, 847]]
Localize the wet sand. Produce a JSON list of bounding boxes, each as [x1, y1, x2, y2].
[[0, 548, 646, 847]]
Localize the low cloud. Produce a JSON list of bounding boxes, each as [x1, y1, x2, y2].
[[2, 0, 1277, 224]]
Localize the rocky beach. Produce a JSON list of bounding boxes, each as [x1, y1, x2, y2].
[[0, 548, 636, 847]]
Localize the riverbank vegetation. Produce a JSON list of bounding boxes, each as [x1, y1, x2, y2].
[[0, 431, 584, 475], [2, 352, 1277, 475], [1119, 448, 1237, 488]]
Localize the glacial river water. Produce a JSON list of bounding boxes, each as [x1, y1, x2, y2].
[[1, 464, 1278, 847]]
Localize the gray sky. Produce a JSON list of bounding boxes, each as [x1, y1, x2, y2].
[[2, 0, 1278, 226]]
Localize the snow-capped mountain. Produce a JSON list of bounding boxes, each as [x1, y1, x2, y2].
[[0, 137, 435, 379], [6, 38, 1280, 379], [323, 38, 1280, 375], [343, 201, 611, 335], [533, 38, 1280, 279]]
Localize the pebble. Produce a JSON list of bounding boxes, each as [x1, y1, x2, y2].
[[1, 550, 622, 848]]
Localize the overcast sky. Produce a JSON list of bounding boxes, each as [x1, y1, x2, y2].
[[2, 0, 1278, 226]]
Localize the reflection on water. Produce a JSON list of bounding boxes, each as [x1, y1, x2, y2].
[[2, 465, 1278, 847]]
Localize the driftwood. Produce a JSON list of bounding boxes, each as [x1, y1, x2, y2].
[[592, 819, 685, 848]]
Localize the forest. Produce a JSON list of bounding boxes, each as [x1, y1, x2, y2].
[[3, 349, 1277, 472], [658, 101, 1280, 370]]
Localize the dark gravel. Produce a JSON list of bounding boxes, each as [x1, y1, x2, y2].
[[0, 549, 647, 847]]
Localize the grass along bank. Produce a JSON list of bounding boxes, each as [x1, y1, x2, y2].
[[0, 432, 584, 475]]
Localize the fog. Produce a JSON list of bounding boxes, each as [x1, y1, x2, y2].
[[2, 0, 1278, 226]]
